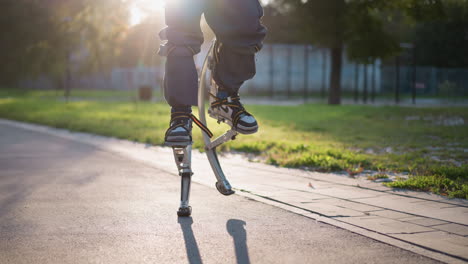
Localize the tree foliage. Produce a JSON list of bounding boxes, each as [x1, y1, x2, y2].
[[0, 0, 55, 85], [265, 0, 445, 104], [118, 14, 165, 68], [261, 4, 303, 43], [413, 0, 468, 68], [0, 0, 129, 88], [70, 0, 129, 73]]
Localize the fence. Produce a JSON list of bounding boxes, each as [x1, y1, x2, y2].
[[18, 67, 164, 92], [240, 44, 467, 102], [18, 42, 468, 104], [381, 65, 468, 98], [218, 44, 383, 98]]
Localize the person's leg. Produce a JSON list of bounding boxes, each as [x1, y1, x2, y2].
[[159, 0, 205, 144], [204, 0, 267, 94], [204, 0, 267, 134], [159, 0, 205, 108]]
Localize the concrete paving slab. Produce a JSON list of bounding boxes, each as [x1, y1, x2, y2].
[[387, 190, 468, 206], [409, 200, 463, 209], [353, 195, 427, 207], [230, 166, 337, 192], [339, 216, 435, 234], [418, 207, 468, 226], [400, 217, 449, 227], [308, 186, 383, 200], [318, 198, 382, 212], [392, 231, 468, 260], [356, 183, 392, 191], [294, 201, 367, 217], [370, 210, 414, 219], [221, 158, 360, 186], [268, 191, 331, 202], [352, 196, 468, 225], [432, 224, 468, 236]]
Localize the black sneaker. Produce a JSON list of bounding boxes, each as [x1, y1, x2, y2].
[[164, 112, 193, 146], [164, 112, 214, 146], [209, 93, 258, 134]]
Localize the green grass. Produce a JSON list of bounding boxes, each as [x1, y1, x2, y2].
[[386, 166, 468, 199], [367, 174, 389, 181], [0, 88, 163, 101], [0, 89, 467, 198]]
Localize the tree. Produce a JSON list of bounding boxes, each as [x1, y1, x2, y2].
[[118, 14, 165, 68], [69, 0, 129, 74], [412, 0, 468, 68], [261, 4, 303, 43], [0, 0, 56, 86], [0, 0, 130, 90], [270, 0, 443, 104]]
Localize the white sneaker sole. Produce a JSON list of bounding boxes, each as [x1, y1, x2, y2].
[[208, 109, 258, 135]]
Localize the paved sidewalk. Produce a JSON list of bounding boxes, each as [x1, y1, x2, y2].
[[1, 119, 467, 263]]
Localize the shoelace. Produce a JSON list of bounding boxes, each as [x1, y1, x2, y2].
[[210, 93, 251, 128], [167, 112, 213, 138]]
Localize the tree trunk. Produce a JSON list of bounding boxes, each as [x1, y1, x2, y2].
[[363, 64, 368, 104], [321, 49, 327, 99], [353, 63, 359, 103], [64, 50, 71, 102], [328, 45, 343, 105]]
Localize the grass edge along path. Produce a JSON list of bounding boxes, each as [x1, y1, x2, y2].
[[0, 94, 466, 199]]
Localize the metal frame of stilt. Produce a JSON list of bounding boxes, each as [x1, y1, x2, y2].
[[170, 40, 236, 217]]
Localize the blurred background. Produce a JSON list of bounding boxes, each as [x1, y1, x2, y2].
[[1, 0, 467, 105]]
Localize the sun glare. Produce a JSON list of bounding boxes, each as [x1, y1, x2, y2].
[[130, 0, 165, 26]]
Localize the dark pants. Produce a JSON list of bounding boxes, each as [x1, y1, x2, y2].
[[159, 0, 267, 107]]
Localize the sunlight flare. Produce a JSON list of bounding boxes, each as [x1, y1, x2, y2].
[[129, 0, 165, 26]]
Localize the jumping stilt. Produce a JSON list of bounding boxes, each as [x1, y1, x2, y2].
[[168, 40, 238, 217], [171, 145, 193, 217], [198, 40, 236, 196]]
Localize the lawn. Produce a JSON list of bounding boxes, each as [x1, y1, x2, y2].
[[0, 89, 467, 198]]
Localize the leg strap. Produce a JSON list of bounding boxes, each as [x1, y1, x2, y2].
[[167, 112, 213, 138], [209, 94, 252, 128], [190, 114, 213, 138]]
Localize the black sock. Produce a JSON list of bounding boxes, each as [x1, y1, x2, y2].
[[171, 106, 192, 114], [217, 91, 229, 99], [217, 91, 238, 99]]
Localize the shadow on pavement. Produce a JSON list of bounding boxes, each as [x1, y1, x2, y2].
[[227, 219, 250, 264], [178, 217, 203, 264]]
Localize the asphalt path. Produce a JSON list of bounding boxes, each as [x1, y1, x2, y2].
[[0, 124, 441, 264]]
